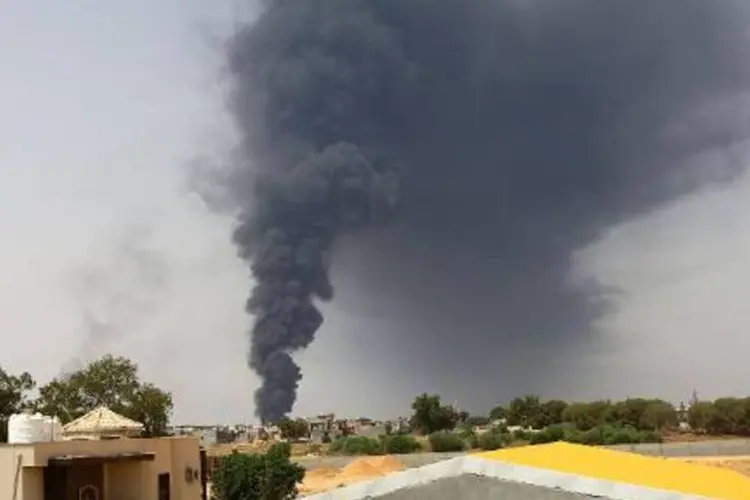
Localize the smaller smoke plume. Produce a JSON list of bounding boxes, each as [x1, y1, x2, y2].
[[62, 224, 170, 373]]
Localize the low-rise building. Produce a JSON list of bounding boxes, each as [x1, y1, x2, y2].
[[0, 435, 205, 500]]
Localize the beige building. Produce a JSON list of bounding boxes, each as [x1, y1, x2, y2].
[[0, 435, 205, 500]]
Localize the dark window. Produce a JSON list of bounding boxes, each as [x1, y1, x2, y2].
[[158, 473, 170, 500], [43, 466, 67, 500]]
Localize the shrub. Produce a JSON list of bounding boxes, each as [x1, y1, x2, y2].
[[581, 427, 605, 445], [428, 431, 466, 452], [212, 443, 305, 500], [511, 429, 533, 441], [601, 425, 640, 445], [563, 427, 584, 443], [477, 430, 507, 451], [465, 432, 479, 449], [381, 434, 421, 454], [529, 424, 565, 445], [456, 425, 477, 448], [551, 425, 662, 446], [328, 436, 382, 455]]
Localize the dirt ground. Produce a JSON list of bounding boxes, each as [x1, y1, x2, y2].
[[298, 455, 405, 496], [675, 455, 750, 476]]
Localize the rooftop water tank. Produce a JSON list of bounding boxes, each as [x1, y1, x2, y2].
[[8, 412, 47, 443], [49, 416, 63, 441]]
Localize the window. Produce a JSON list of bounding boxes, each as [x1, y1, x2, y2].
[[158, 472, 171, 500]]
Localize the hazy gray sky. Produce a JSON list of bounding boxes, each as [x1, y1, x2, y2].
[[2, 1, 750, 424]]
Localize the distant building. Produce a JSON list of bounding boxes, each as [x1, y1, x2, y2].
[[170, 425, 218, 447], [307, 415, 334, 444]]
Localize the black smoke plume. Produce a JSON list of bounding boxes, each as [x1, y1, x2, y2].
[[219, 0, 750, 421]]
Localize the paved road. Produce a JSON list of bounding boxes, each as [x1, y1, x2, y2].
[[294, 439, 750, 470], [606, 439, 750, 457]]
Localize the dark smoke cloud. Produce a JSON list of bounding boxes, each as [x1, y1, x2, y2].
[[217, 0, 750, 421]]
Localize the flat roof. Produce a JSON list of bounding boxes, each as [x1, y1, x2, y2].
[[47, 452, 155, 467], [374, 474, 602, 500], [302, 451, 731, 500]]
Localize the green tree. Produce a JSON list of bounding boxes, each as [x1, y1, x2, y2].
[[212, 443, 304, 500], [277, 418, 310, 441], [410, 393, 457, 435], [535, 400, 568, 428], [708, 397, 745, 435], [35, 355, 172, 436], [130, 383, 173, 437], [0, 367, 36, 442], [506, 395, 544, 428], [612, 398, 650, 428], [686, 400, 714, 433], [489, 405, 507, 421], [638, 401, 678, 431], [464, 415, 489, 427], [562, 401, 614, 431]]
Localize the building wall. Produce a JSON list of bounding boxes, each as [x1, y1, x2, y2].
[[169, 436, 203, 500], [106, 462, 144, 500], [0, 444, 34, 500], [22, 468, 43, 500], [0, 437, 201, 500]]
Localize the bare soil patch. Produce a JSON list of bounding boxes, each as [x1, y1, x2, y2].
[[298, 455, 405, 496]]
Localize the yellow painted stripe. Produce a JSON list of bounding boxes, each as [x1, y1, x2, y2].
[[475, 442, 750, 500]]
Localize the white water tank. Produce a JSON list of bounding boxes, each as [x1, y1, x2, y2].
[[8, 413, 45, 443], [42, 416, 63, 441], [8, 412, 56, 443], [50, 416, 63, 441]]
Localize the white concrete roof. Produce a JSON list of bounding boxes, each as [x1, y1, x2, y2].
[[301, 455, 716, 500]]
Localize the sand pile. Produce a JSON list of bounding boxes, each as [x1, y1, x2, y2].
[[299, 456, 404, 496], [340, 455, 404, 478]]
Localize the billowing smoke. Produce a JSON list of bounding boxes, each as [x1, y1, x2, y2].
[[218, 0, 750, 421]]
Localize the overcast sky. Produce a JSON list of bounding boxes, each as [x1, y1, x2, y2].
[[2, 1, 750, 425]]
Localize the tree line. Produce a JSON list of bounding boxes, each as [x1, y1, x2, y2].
[[0, 354, 173, 440], [411, 392, 750, 437], [276, 391, 750, 451]]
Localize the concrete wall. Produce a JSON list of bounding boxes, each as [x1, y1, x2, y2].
[[169, 435, 203, 500], [107, 461, 145, 500], [0, 436, 201, 500], [22, 468, 43, 500], [0, 444, 34, 500]]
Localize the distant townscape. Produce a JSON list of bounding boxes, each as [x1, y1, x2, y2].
[[3, 353, 750, 499], [169, 414, 412, 448]]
